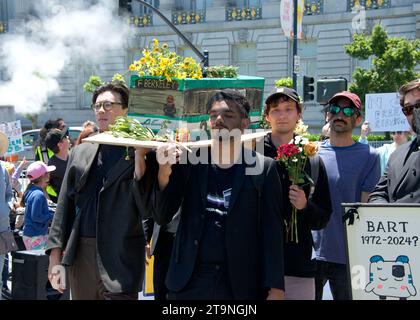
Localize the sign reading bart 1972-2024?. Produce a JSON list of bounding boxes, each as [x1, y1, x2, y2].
[[343, 204, 420, 300]]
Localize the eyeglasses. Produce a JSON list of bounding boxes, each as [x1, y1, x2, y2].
[[328, 104, 358, 117], [401, 101, 420, 116], [391, 131, 403, 135], [91, 101, 123, 111]]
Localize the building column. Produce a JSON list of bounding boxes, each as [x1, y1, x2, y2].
[[212, 0, 227, 7], [415, 3, 420, 40], [159, 0, 174, 11]]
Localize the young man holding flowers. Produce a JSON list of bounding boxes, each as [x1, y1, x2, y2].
[[264, 87, 332, 300], [312, 91, 380, 300]]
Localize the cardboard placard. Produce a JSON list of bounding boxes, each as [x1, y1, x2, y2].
[[343, 203, 420, 300]]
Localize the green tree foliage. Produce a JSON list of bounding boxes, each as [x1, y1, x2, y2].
[[345, 24, 420, 104], [275, 77, 293, 88]]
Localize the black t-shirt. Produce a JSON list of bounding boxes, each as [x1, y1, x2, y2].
[[79, 145, 125, 237], [197, 164, 236, 264], [48, 155, 68, 203]]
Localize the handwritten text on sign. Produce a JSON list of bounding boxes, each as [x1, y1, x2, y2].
[[365, 93, 410, 132], [0, 120, 24, 155]]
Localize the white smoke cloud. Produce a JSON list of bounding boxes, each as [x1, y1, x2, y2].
[[0, 0, 133, 114]]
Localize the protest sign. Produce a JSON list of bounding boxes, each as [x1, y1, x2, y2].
[[343, 203, 420, 300], [365, 93, 410, 132], [0, 120, 24, 155]]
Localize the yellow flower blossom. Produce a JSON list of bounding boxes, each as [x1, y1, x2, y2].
[[130, 41, 202, 80]]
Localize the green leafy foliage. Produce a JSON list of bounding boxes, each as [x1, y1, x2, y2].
[[83, 74, 127, 93], [83, 75, 103, 93], [108, 116, 172, 142], [108, 116, 155, 140], [345, 24, 420, 105], [204, 65, 238, 78], [111, 73, 126, 85], [275, 77, 293, 88]]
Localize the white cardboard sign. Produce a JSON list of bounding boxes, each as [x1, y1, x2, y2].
[[365, 93, 410, 132], [343, 204, 420, 300]]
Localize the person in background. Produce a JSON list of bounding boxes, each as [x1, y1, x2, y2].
[[320, 118, 330, 142], [3, 158, 26, 194], [35, 118, 67, 163], [75, 121, 99, 145], [0, 132, 14, 300], [369, 78, 420, 203], [358, 121, 411, 175], [21, 161, 56, 250], [44, 128, 70, 203]]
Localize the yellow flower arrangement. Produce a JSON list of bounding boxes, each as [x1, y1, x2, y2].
[[129, 39, 203, 81]]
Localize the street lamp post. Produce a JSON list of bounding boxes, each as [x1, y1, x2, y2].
[[292, 0, 298, 90]]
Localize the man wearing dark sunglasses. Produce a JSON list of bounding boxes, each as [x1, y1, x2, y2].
[[369, 78, 420, 204], [312, 91, 381, 300]]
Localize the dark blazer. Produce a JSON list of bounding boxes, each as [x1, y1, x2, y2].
[[143, 211, 180, 255], [369, 138, 420, 203], [46, 143, 156, 293], [148, 148, 285, 300]]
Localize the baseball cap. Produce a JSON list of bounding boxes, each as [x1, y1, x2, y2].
[[26, 161, 56, 181], [45, 128, 68, 151], [265, 87, 300, 105], [328, 91, 362, 110]]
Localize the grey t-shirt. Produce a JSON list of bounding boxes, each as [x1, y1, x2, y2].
[[312, 141, 381, 265]]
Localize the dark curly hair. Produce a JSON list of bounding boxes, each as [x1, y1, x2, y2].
[[206, 89, 250, 118]]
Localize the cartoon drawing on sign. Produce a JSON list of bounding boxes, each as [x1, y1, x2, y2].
[[365, 255, 417, 300]]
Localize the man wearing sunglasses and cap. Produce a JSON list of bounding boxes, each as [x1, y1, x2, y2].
[[312, 91, 381, 300], [369, 78, 420, 204]]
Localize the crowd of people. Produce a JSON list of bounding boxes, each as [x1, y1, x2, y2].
[[0, 77, 418, 300]]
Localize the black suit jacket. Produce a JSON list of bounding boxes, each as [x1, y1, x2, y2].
[[369, 138, 420, 203], [148, 148, 285, 299], [46, 143, 156, 293]]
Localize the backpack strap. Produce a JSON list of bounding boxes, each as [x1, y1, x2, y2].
[[309, 154, 320, 198]]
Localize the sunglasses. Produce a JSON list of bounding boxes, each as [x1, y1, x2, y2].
[[328, 104, 358, 117], [401, 101, 420, 116], [91, 101, 123, 112], [391, 131, 403, 135]]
